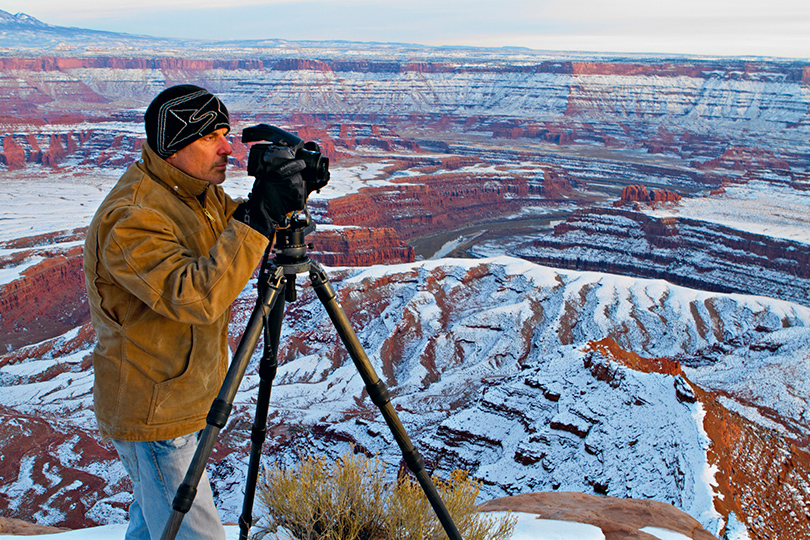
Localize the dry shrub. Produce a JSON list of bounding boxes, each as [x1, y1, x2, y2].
[[254, 450, 516, 540]]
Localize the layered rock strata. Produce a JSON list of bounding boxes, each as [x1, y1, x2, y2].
[[518, 207, 810, 307]]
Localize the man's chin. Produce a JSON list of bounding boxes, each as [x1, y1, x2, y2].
[[206, 169, 227, 185]]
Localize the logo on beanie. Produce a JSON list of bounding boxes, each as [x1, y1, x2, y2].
[[146, 85, 230, 158]]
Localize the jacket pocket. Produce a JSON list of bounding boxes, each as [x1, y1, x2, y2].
[[146, 326, 221, 426]]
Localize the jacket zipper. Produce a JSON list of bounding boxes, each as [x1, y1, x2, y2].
[[202, 207, 216, 223], [195, 195, 218, 236]]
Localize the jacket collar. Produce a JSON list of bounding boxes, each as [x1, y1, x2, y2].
[[141, 141, 211, 199]]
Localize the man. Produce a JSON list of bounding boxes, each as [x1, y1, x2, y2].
[[83, 84, 304, 539]]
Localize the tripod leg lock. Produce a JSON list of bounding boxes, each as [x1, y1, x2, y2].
[[172, 482, 198, 514], [402, 448, 426, 473], [366, 379, 391, 408], [251, 423, 267, 446], [206, 398, 232, 429]]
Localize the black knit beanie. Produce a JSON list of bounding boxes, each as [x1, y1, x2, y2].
[[144, 85, 230, 158]]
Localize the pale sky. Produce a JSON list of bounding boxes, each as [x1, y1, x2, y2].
[[3, 0, 810, 59]]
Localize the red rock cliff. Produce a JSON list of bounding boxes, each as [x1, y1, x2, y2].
[[0, 243, 89, 350], [325, 171, 537, 239], [616, 185, 682, 207], [309, 227, 415, 267]]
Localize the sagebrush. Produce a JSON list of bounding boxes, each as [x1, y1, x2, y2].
[[253, 450, 516, 540]]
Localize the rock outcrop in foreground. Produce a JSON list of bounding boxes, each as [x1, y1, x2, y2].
[[0, 517, 70, 535], [481, 492, 718, 540]]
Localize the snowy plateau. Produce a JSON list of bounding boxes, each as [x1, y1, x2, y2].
[[1, 9, 810, 540]]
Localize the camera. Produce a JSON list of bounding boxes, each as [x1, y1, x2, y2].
[[242, 124, 330, 195]]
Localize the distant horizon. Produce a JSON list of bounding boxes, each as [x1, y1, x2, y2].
[[3, 0, 809, 61]]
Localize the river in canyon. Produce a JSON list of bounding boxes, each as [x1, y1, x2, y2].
[[409, 211, 572, 261]]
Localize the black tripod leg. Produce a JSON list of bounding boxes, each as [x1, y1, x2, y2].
[[160, 264, 286, 540], [309, 262, 463, 540], [238, 287, 286, 540]]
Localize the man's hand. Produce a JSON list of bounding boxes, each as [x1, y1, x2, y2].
[[233, 159, 307, 237], [260, 159, 307, 215]]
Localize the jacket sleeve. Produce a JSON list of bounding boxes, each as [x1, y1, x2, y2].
[[99, 204, 268, 325], [222, 188, 244, 219]]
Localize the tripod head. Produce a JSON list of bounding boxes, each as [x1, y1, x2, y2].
[[273, 209, 315, 269], [269, 209, 317, 302]]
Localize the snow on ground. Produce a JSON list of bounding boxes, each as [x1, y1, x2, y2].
[[0, 168, 122, 243], [683, 325, 810, 434], [646, 180, 810, 244], [310, 160, 399, 200], [0, 255, 46, 286], [0, 513, 697, 540]]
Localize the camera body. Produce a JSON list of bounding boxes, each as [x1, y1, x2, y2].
[[243, 124, 330, 194]]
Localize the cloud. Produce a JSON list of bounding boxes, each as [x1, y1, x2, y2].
[[4, 0, 809, 58]]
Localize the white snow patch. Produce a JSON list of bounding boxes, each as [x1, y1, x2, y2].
[[647, 180, 810, 244]]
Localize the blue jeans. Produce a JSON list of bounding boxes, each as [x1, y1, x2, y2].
[[112, 433, 226, 540]]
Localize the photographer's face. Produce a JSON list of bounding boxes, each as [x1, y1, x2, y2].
[[165, 127, 232, 185]]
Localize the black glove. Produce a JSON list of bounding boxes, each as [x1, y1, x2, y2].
[[233, 159, 306, 237], [259, 159, 307, 215]]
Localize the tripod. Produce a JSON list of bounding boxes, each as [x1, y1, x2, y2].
[[160, 212, 462, 540]]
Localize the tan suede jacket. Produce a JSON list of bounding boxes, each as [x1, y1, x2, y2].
[[84, 142, 268, 441]]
